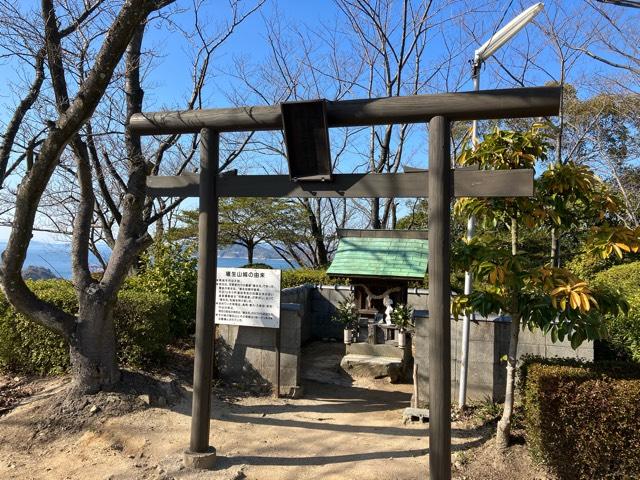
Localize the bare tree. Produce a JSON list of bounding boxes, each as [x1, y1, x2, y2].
[[0, 0, 261, 394], [0, 0, 180, 393], [335, 0, 439, 229], [225, 0, 471, 266], [15, 0, 262, 264]]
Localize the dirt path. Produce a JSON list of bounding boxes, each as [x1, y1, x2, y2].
[[0, 373, 490, 480]]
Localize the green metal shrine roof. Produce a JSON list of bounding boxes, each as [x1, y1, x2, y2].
[[327, 232, 428, 280]]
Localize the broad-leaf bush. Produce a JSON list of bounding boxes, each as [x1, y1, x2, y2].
[[520, 357, 640, 479], [593, 261, 640, 362], [113, 288, 171, 367], [127, 240, 198, 339], [0, 279, 171, 374], [0, 280, 74, 374]]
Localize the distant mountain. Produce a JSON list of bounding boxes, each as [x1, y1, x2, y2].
[[22, 266, 59, 280], [0, 240, 108, 280], [0, 240, 292, 279], [219, 244, 281, 259]]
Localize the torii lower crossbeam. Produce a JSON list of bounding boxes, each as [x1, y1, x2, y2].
[[145, 169, 533, 199]]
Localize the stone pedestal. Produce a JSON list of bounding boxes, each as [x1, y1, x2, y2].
[[184, 447, 217, 470]]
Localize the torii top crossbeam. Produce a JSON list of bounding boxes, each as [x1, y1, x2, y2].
[[129, 86, 559, 134], [133, 87, 560, 201], [128, 85, 561, 480]]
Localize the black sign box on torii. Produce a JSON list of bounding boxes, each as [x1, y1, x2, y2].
[[281, 99, 333, 182]]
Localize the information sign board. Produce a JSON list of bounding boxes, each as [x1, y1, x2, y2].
[[215, 268, 281, 328]]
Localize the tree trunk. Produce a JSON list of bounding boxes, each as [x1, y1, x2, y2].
[[0, 1, 166, 385], [550, 227, 560, 267], [496, 217, 520, 449], [496, 311, 521, 449], [247, 242, 254, 265], [69, 290, 119, 394], [302, 199, 328, 266], [371, 197, 381, 229]]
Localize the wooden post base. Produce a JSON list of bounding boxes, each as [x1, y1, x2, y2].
[[184, 447, 217, 470]]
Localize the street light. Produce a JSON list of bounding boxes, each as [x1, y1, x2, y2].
[[458, 2, 544, 409], [474, 3, 545, 73]]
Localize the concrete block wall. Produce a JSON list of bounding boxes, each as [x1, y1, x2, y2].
[[260, 284, 595, 404], [414, 312, 594, 406], [407, 288, 428, 311], [285, 284, 424, 342], [216, 303, 303, 396], [281, 285, 313, 343], [310, 285, 354, 340]]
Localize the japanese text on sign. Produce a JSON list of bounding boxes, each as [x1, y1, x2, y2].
[[215, 268, 281, 328]]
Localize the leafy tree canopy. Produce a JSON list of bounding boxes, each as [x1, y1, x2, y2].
[[170, 197, 307, 264]]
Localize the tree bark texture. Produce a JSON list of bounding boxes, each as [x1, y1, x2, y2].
[[247, 242, 254, 265], [496, 216, 520, 449], [302, 198, 328, 266], [70, 289, 120, 393]]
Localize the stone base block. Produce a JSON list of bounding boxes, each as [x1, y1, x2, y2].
[[403, 407, 429, 424], [184, 447, 217, 470], [279, 385, 304, 398], [347, 342, 405, 359], [340, 354, 402, 382]]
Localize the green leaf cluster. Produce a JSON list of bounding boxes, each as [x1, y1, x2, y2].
[[390, 303, 414, 330], [126, 239, 198, 339], [331, 294, 358, 329], [281, 268, 347, 289], [451, 124, 635, 350], [593, 261, 640, 362]]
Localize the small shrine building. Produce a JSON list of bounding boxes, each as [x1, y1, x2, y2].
[[327, 229, 427, 357]]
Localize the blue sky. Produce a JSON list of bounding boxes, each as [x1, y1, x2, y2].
[[0, 0, 637, 242]]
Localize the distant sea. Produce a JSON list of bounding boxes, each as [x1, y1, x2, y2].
[[0, 241, 292, 279]]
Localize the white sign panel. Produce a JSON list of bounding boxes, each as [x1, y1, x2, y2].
[[215, 268, 281, 328]]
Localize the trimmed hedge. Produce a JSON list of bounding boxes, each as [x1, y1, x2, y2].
[[521, 357, 640, 479], [241, 263, 273, 269], [281, 268, 348, 289], [0, 280, 74, 374], [567, 250, 640, 280], [0, 279, 171, 375], [593, 261, 640, 362]]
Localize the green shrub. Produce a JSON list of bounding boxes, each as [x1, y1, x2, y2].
[[128, 240, 198, 339], [0, 279, 171, 375], [567, 249, 640, 280], [114, 287, 170, 368], [521, 357, 640, 479], [281, 268, 348, 289], [593, 261, 640, 362], [241, 263, 272, 269], [0, 280, 73, 374]]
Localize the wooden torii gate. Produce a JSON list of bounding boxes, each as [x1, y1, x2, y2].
[[129, 86, 560, 479]]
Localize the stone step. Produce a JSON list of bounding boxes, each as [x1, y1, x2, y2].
[[346, 342, 405, 359], [340, 354, 403, 383], [403, 407, 429, 424]]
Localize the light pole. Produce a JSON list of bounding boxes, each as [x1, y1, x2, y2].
[[458, 2, 545, 409]]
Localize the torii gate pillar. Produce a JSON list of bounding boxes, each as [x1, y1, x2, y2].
[[427, 116, 452, 478]]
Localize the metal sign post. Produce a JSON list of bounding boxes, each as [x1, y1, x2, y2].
[[274, 326, 281, 399]]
